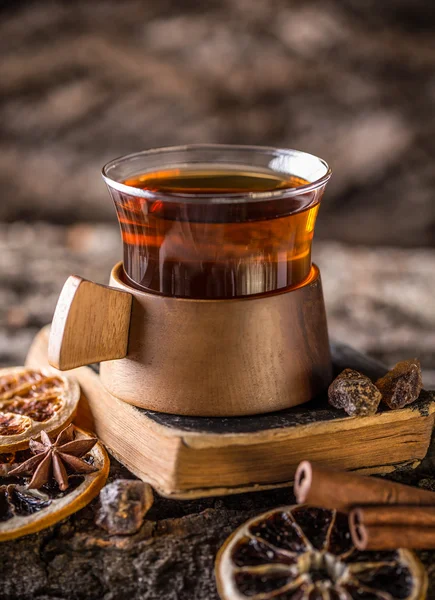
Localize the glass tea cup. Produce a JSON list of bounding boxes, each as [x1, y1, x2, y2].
[[102, 145, 331, 299]]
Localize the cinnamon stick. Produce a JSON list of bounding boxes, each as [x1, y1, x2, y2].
[[349, 508, 435, 550], [294, 461, 435, 513], [351, 505, 435, 527]]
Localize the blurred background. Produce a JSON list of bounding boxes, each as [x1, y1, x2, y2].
[[1, 0, 434, 383]]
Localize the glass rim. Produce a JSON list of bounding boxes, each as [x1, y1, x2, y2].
[[101, 144, 332, 204]]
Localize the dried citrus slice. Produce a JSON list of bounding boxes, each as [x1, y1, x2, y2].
[[216, 505, 427, 600], [0, 427, 109, 541], [0, 366, 79, 452]]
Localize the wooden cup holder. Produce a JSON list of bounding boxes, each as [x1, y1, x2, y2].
[[49, 262, 332, 416]]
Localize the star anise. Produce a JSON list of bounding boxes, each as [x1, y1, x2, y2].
[[9, 424, 98, 491]]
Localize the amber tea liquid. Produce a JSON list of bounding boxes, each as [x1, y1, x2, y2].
[[111, 166, 323, 298]]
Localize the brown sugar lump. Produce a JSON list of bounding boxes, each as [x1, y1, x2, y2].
[[96, 479, 154, 535], [376, 358, 422, 409], [328, 369, 382, 416]]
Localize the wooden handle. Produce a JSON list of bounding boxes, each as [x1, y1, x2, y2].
[[48, 276, 132, 370]]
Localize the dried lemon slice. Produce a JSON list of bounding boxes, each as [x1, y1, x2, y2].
[[0, 367, 79, 452], [0, 427, 109, 541], [216, 506, 427, 600]]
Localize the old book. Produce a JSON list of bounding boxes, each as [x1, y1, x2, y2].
[[26, 326, 435, 499]]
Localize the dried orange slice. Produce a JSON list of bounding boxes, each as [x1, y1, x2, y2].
[[0, 427, 109, 541], [216, 505, 427, 600], [0, 366, 79, 452]]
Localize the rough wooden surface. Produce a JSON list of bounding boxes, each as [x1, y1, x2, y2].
[[1, 457, 435, 599], [2, 0, 435, 249], [0, 463, 292, 600]]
